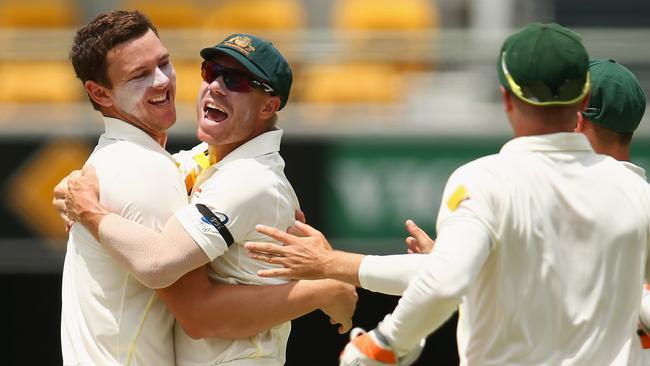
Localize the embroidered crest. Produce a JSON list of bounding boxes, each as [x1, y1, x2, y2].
[[224, 36, 256, 55]]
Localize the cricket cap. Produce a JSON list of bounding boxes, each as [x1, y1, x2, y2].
[[201, 34, 292, 110], [582, 59, 646, 133], [497, 23, 590, 106]]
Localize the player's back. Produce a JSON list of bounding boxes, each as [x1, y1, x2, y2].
[[450, 133, 650, 365]]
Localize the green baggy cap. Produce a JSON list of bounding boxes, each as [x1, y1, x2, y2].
[[201, 34, 292, 110], [497, 23, 590, 106], [582, 59, 646, 133]]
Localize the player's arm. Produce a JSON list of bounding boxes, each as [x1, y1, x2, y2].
[[246, 221, 431, 295], [65, 165, 359, 337], [157, 266, 357, 339], [377, 219, 490, 355], [340, 218, 490, 366], [65, 165, 210, 288]]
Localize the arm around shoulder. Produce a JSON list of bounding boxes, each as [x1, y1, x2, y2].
[[98, 214, 210, 288]]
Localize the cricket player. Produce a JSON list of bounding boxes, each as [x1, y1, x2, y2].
[[573, 58, 650, 350], [245, 23, 650, 365], [60, 11, 355, 366], [63, 33, 356, 366]]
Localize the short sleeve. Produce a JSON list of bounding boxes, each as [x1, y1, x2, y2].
[[175, 165, 278, 261]]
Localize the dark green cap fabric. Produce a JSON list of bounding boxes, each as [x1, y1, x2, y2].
[[582, 59, 646, 133], [201, 34, 292, 110], [497, 23, 590, 106]]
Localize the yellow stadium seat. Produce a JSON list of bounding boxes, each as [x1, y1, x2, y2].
[[202, 0, 306, 31], [120, 0, 202, 28], [173, 60, 203, 103], [298, 62, 404, 104], [296, 0, 438, 103], [0, 0, 80, 27], [0, 61, 83, 102], [333, 0, 437, 30]]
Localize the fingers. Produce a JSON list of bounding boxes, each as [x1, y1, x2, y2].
[[292, 221, 321, 237], [329, 316, 353, 334], [287, 224, 307, 238], [405, 236, 422, 254], [245, 241, 286, 256], [82, 164, 97, 176], [65, 220, 74, 233], [255, 224, 295, 244], [405, 219, 426, 239], [256, 268, 291, 278], [294, 209, 306, 224]]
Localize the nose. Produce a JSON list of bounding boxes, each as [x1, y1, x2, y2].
[[152, 66, 170, 88], [208, 75, 228, 95]]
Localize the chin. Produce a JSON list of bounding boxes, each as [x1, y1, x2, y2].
[[196, 129, 214, 144]]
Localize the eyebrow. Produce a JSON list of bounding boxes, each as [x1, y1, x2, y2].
[[125, 53, 171, 78]]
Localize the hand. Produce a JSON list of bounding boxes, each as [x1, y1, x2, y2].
[[64, 165, 108, 227], [289, 210, 307, 237], [52, 171, 79, 232], [245, 221, 335, 280], [315, 279, 358, 334], [404, 219, 435, 254], [339, 327, 424, 366]]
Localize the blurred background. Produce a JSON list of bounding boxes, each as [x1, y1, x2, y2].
[[1, 0, 649, 364]]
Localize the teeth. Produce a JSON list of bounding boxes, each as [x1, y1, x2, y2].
[[206, 102, 224, 112], [149, 94, 167, 103]]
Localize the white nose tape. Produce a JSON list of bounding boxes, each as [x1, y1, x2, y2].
[[153, 67, 169, 87]]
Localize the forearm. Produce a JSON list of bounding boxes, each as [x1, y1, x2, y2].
[[378, 219, 491, 356], [323, 251, 365, 287], [359, 254, 430, 295], [98, 213, 209, 288], [159, 270, 332, 339]]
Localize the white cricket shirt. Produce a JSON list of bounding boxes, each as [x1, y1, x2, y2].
[[61, 117, 188, 366], [175, 129, 299, 366], [380, 133, 650, 365]]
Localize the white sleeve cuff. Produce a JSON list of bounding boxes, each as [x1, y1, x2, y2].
[[359, 254, 431, 296]]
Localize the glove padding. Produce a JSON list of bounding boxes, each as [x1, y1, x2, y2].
[[339, 327, 425, 366]]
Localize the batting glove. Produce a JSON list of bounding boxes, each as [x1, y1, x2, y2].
[[339, 327, 425, 366]]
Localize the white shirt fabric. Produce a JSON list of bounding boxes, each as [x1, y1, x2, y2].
[[378, 133, 650, 366], [61, 117, 188, 366], [175, 129, 299, 366]]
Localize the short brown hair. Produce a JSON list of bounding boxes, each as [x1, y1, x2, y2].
[[70, 10, 158, 108], [590, 120, 634, 146]]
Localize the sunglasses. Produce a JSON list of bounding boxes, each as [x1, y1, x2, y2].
[[200, 60, 274, 94]]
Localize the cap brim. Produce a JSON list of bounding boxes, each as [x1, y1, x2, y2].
[[496, 51, 509, 91], [200, 46, 271, 83]]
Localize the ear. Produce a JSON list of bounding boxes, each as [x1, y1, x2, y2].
[[500, 85, 513, 112], [579, 91, 591, 111], [84, 80, 113, 107], [574, 111, 584, 132], [259, 95, 281, 119]]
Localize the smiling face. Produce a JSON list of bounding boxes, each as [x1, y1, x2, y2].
[[89, 29, 177, 142], [195, 54, 280, 155]]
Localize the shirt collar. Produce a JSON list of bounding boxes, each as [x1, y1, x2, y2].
[[215, 129, 283, 168], [102, 116, 169, 155], [500, 132, 594, 154], [621, 161, 647, 180]]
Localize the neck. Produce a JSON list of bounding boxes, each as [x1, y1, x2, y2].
[[207, 125, 274, 165], [591, 142, 630, 161], [208, 143, 236, 165], [511, 120, 576, 138], [104, 110, 168, 148]]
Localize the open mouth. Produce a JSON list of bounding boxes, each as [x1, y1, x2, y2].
[[148, 91, 170, 106], [204, 102, 228, 123]]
